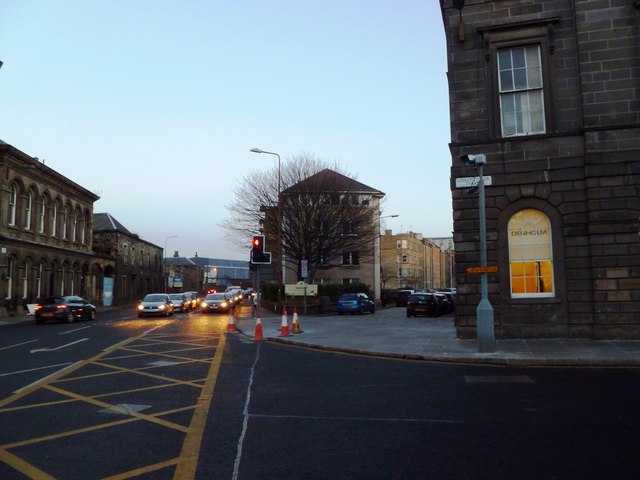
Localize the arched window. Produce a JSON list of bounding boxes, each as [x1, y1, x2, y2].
[[36, 262, 43, 298], [25, 190, 33, 230], [38, 195, 46, 233], [8, 184, 17, 226], [4, 258, 13, 299], [51, 201, 58, 237], [508, 209, 554, 297], [61, 206, 69, 240], [22, 260, 29, 299]]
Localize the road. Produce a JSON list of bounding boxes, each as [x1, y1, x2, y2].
[[0, 306, 639, 479]]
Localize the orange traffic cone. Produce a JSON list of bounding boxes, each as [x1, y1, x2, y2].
[[292, 307, 303, 334], [254, 312, 264, 341], [280, 306, 291, 336], [227, 308, 237, 333]]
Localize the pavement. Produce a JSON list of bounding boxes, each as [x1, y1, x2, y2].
[[3, 306, 640, 367]]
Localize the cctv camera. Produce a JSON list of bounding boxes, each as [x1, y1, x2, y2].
[[460, 154, 486, 165]]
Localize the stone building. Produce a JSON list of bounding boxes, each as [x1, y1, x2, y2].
[[0, 140, 102, 315], [441, 1, 640, 338], [93, 213, 163, 306], [280, 169, 385, 300], [380, 230, 453, 292]]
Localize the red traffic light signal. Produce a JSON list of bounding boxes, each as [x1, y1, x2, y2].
[[251, 235, 272, 264]]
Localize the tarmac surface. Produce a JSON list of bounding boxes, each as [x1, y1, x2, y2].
[[2, 306, 640, 367]]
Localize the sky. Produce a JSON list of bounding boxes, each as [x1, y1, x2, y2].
[[0, 0, 452, 261]]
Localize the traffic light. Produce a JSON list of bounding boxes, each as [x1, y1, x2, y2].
[[251, 235, 272, 264]]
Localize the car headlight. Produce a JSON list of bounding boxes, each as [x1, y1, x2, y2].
[[137, 304, 144, 311], [201, 301, 207, 308], [159, 304, 166, 310], [221, 301, 228, 307]]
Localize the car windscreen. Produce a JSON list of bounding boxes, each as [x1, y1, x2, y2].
[[42, 297, 64, 305], [144, 294, 166, 302]]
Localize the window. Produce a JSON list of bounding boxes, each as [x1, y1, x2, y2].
[[38, 195, 46, 233], [342, 278, 360, 285], [402, 254, 409, 263], [51, 202, 58, 237], [61, 207, 68, 240], [508, 209, 554, 298], [8, 185, 17, 226], [342, 220, 356, 236], [36, 263, 43, 298], [342, 251, 359, 266], [396, 239, 408, 249], [21, 260, 29, 298], [498, 45, 545, 137], [5, 258, 13, 299], [71, 209, 78, 242], [24, 191, 33, 230]]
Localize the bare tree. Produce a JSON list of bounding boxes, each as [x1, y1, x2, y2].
[[221, 153, 383, 283]]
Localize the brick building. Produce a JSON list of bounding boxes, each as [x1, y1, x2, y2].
[[441, 1, 640, 338]]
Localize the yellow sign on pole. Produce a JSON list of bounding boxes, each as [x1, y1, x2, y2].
[[466, 266, 499, 274]]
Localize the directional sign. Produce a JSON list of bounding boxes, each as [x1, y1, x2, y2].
[[455, 176, 492, 188], [466, 266, 499, 274]]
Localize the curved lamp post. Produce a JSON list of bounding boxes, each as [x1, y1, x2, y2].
[[250, 148, 285, 291]]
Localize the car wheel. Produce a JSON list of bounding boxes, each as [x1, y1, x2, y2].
[[371, 307, 375, 314], [138, 313, 145, 318], [36, 317, 44, 324], [66, 312, 74, 323], [90, 310, 97, 321]]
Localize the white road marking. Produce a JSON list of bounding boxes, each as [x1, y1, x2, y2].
[[0, 339, 39, 351], [30, 338, 89, 353]]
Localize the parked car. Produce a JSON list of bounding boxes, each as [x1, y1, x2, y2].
[[169, 293, 190, 313], [433, 292, 452, 315], [200, 293, 231, 313], [137, 293, 174, 318], [35, 295, 97, 324], [406, 293, 438, 318], [395, 289, 415, 307], [337, 293, 375, 315], [184, 291, 200, 309]]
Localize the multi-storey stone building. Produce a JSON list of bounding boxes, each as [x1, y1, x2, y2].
[[441, 1, 640, 338], [380, 230, 453, 292], [0, 140, 102, 315], [93, 213, 163, 306]]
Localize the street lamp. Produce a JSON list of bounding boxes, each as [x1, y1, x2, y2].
[[461, 154, 495, 352], [250, 147, 285, 292], [164, 235, 178, 293]]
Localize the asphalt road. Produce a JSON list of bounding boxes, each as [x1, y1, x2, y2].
[[1, 307, 639, 479]]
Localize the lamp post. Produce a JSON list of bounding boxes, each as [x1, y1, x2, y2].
[[250, 147, 285, 294], [376, 214, 399, 304], [461, 154, 495, 352], [164, 235, 178, 293]]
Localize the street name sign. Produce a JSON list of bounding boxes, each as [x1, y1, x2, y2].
[[455, 176, 492, 188]]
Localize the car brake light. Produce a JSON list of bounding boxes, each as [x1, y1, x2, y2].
[[56, 304, 67, 309]]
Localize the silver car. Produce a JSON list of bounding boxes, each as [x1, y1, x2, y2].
[[137, 293, 174, 318], [200, 293, 231, 313]]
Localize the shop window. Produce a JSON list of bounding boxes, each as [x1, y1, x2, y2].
[[508, 209, 554, 298]]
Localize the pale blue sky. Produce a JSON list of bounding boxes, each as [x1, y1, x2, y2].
[[0, 0, 451, 260]]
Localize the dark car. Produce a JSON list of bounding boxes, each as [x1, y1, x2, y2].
[[137, 293, 174, 318], [433, 292, 452, 315], [200, 293, 232, 313], [35, 295, 97, 324], [395, 289, 415, 307], [337, 293, 375, 315], [406, 293, 438, 318], [169, 293, 190, 313]]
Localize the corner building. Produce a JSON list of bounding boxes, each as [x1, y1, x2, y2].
[[441, 1, 640, 338]]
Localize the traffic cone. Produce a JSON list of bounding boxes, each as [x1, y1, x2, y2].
[[254, 312, 264, 341], [280, 306, 291, 336], [227, 308, 237, 333], [292, 307, 303, 334]]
